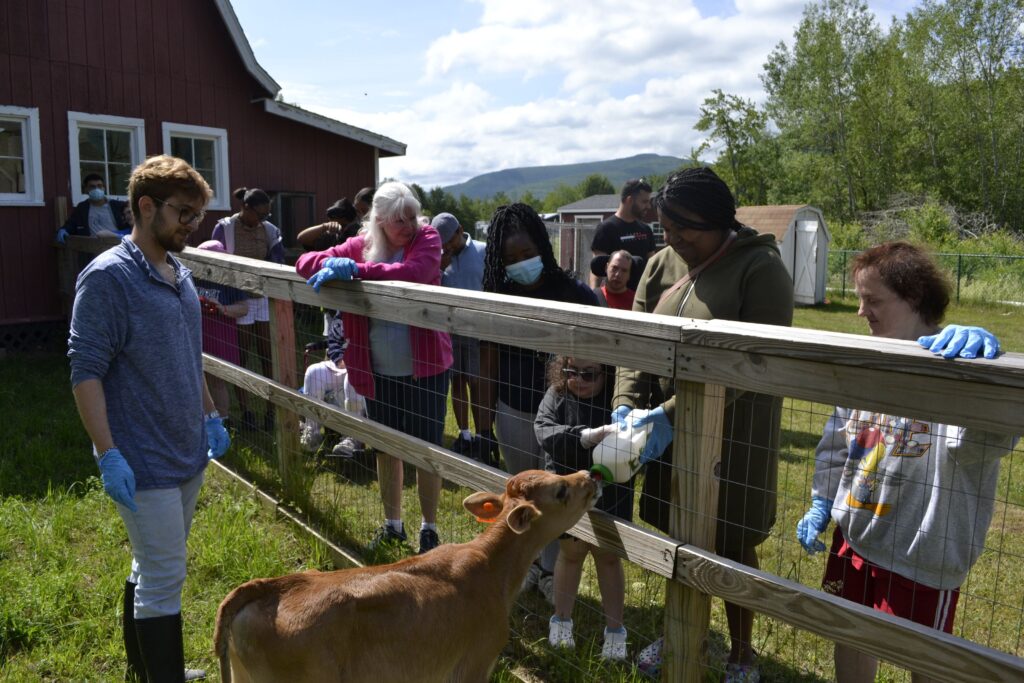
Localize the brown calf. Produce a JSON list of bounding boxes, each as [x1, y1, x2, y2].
[[214, 469, 600, 682]]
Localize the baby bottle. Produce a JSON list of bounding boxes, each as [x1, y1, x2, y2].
[[590, 411, 653, 483]]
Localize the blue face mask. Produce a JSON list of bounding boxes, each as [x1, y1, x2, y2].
[[505, 255, 544, 285], [87, 187, 106, 201]]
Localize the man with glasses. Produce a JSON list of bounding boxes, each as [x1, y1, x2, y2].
[[56, 173, 133, 243], [589, 178, 656, 287], [68, 155, 229, 682]]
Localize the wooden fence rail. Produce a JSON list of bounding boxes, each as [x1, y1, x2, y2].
[[59, 239, 1024, 681]]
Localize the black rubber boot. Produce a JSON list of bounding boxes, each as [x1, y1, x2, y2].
[[122, 582, 146, 682], [134, 613, 206, 682]]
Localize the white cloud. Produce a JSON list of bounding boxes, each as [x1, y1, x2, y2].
[[289, 0, 902, 188]]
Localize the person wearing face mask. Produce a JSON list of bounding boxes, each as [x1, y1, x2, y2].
[[211, 187, 285, 432], [56, 173, 133, 243], [478, 203, 598, 601]]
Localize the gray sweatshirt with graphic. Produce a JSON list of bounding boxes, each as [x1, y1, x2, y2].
[[813, 407, 1017, 590]]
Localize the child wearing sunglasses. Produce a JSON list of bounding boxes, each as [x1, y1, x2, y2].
[[534, 356, 634, 661]]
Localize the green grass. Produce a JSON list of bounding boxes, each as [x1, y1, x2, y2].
[[2, 297, 1022, 681]]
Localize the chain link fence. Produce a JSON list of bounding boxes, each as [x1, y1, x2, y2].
[[829, 250, 1024, 304]]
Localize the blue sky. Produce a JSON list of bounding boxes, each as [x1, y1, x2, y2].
[[230, 0, 918, 189]]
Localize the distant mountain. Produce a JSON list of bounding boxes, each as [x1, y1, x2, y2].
[[441, 153, 688, 200]]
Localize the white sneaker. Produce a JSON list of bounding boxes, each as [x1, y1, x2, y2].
[[548, 616, 574, 648], [299, 421, 322, 451], [331, 436, 364, 458], [601, 627, 628, 661]]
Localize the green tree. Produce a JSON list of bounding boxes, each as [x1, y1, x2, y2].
[[694, 89, 772, 205], [542, 183, 583, 213], [762, 0, 882, 218], [575, 174, 616, 198]]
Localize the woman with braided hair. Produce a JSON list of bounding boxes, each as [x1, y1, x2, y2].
[[477, 203, 598, 600], [615, 167, 794, 681]]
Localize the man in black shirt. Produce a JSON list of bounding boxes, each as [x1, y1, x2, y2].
[[589, 178, 655, 286]]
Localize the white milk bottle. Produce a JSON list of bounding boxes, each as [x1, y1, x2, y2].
[[590, 412, 654, 483]]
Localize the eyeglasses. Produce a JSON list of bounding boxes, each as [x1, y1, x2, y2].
[[562, 367, 600, 382], [153, 197, 206, 225]]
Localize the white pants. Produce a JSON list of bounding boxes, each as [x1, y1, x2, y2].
[[302, 360, 365, 432], [118, 471, 205, 619]]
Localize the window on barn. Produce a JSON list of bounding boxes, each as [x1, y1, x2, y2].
[[0, 105, 44, 206], [67, 112, 146, 202], [161, 123, 230, 210]]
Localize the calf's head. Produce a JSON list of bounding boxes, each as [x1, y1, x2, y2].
[[463, 469, 599, 539]]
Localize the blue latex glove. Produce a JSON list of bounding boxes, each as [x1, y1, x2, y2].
[[632, 406, 673, 465], [796, 496, 833, 555], [56, 228, 69, 244], [98, 448, 137, 512], [610, 405, 632, 430], [306, 257, 360, 292], [206, 415, 231, 459], [918, 324, 1000, 359]]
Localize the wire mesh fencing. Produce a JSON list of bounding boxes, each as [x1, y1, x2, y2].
[[829, 249, 1024, 305], [59, 238, 1024, 682]]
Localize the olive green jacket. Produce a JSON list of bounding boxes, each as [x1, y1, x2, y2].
[[612, 226, 795, 538], [612, 226, 794, 417]]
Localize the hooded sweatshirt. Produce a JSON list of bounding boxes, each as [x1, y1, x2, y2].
[[612, 226, 794, 537]]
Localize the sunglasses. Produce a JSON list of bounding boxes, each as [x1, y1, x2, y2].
[[562, 367, 600, 382]]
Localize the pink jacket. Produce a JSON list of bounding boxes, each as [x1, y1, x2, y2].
[[294, 225, 453, 399]]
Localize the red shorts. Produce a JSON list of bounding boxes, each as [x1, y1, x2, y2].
[[822, 527, 959, 633]]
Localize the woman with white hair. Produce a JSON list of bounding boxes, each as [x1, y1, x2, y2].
[[295, 182, 453, 555]]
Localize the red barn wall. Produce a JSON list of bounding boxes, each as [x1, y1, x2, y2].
[[0, 0, 380, 325]]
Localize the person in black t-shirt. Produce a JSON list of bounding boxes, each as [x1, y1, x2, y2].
[[589, 178, 655, 286]]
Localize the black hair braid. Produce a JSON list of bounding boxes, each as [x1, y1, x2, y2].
[[482, 203, 571, 293], [654, 167, 740, 231]]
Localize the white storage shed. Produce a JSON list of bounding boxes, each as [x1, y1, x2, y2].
[[735, 205, 831, 305]]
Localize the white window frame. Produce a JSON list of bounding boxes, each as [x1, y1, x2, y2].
[[67, 111, 146, 203], [0, 105, 44, 206], [161, 122, 231, 210]]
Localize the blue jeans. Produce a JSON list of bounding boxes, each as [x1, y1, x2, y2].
[[117, 471, 204, 618]]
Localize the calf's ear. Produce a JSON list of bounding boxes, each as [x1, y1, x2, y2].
[[464, 492, 504, 522], [505, 503, 540, 534]]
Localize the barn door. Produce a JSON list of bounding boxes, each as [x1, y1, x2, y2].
[[793, 221, 818, 304]]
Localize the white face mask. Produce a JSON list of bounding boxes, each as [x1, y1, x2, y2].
[[505, 255, 543, 285]]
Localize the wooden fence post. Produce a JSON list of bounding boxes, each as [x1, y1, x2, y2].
[[268, 296, 300, 491], [663, 379, 726, 682]]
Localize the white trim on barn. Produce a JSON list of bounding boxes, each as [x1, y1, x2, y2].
[[211, 0, 281, 97], [0, 105, 45, 206], [161, 122, 232, 210], [67, 111, 147, 203], [261, 99, 406, 158]]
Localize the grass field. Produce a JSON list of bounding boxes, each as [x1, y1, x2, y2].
[[1, 295, 1021, 681]]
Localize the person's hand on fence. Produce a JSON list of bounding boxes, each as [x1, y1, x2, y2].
[[98, 448, 137, 511], [610, 405, 631, 430], [632, 406, 672, 465], [918, 324, 1000, 359], [796, 496, 833, 554], [56, 228, 69, 244], [206, 414, 231, 459], [307, 257, 360, 292]]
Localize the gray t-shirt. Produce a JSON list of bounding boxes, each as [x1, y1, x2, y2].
[[88, 203, 118, 235], [369, 249, 413, 376]]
